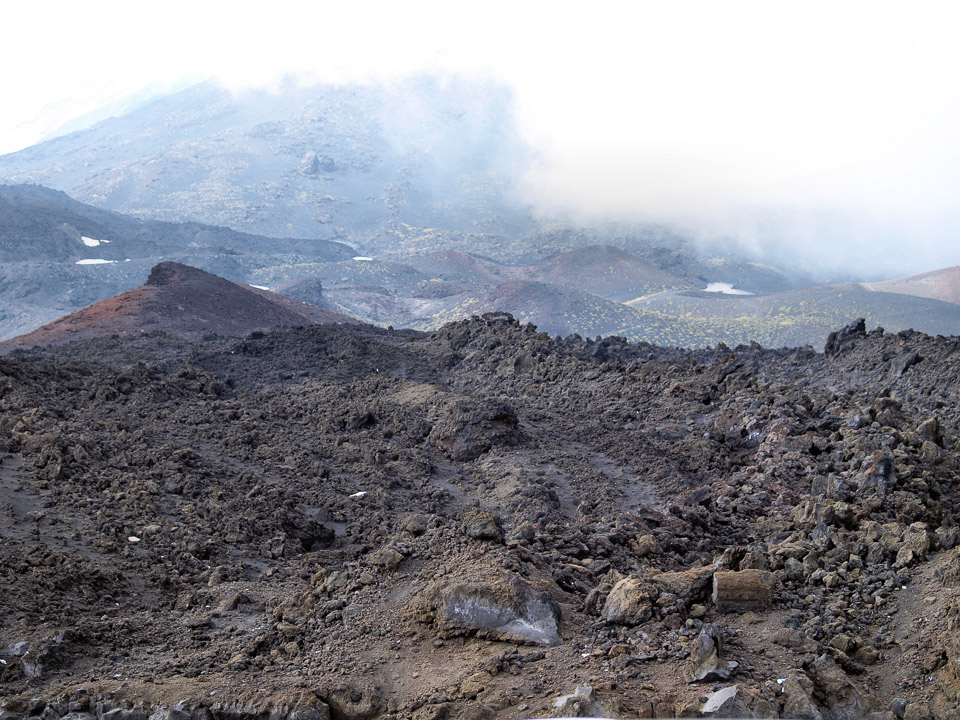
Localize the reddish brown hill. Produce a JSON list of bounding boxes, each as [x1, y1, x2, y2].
[[530, 244, 690, 301], [865, 265, 960, 305], [1, 262, 358, 350]]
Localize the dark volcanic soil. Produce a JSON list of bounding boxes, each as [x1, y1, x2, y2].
[[1, 316, 959, 719]]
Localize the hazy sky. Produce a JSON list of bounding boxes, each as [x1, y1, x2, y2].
[[4, 1, 960, 276]]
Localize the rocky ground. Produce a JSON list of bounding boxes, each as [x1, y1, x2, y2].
[[1, 316, 959, 719]]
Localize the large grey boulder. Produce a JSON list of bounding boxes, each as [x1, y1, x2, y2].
[[415, 573, 561, 646]]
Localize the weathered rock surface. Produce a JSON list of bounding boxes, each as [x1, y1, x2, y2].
[[601, 577, 657, 625], [685, 626, 739, 683], [712, 569, 776, 612], [415, 573, 561, 646], [1, 316, 959, 718]]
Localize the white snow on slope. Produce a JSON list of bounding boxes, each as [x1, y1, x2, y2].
[[703, 282, 754, 295]]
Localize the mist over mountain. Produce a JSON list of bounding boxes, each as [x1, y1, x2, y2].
[[0, 77, 533, 244], [1, 178, 958, 347], [6, 73, 959, 286]]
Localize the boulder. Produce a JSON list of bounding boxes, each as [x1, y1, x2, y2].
[[713, 569, 776, 613], [319, 685, 380, 720], [916, 417, 941, 445], [648, 565, 714, 603], [299, 152, 320, 176], [552, 685, 596, 716], [634, 533, 658, 557], [416, 573, 561, 646], [462, 510, 503, 543], [807, 654, 875, 720], [602, 577, 657, 625], [781, 671, 823, 720], [700, 685, 753, 717], [896, 523, 932, 568], [508, 520, 536, 543], [370, 545, 405, 570], [428, 398, 521, 461]]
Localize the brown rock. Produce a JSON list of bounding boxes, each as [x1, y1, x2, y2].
[[370, 545, 405, 570], [462, 510, 503, 543], [602, 577, 657, 625], [712, 569, 776, 612], [648, 565, 714, 603], [634, 533, 659, 557]]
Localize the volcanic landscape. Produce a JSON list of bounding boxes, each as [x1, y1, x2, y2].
[[2, 69, 960, 720], [1, 260, 959, 719]]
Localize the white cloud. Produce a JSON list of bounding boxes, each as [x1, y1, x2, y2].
[[4, 1, 960, 275]]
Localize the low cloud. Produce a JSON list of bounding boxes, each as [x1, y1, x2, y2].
[[4, 2, 960, 279]]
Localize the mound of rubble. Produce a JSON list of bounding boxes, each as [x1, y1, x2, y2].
[[1, 316, 959, 719]]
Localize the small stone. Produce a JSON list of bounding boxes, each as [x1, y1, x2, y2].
[[460, 671, 492, 699]]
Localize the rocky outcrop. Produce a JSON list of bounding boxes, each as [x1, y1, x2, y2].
[[428, 398, 522, 461], [2, 315, 960, 718]]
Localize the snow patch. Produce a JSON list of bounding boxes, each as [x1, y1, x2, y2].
[[81, 236, 110, 247], [75, 259, 116, 265], [353, 256, 373, 261], [250, 285, 270, 290], [349, 491, 367, 498], [704, 282, 754, 295]]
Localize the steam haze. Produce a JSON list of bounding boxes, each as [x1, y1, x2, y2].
[[4, 1, 960, 278]]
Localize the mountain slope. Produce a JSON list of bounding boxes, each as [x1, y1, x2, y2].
[[529, 244, 690, 301], [0, 184, 359, 340], [1, 262, 357, 350], [1, 316, 959, 718], [409, 248, 519, 288], [410, 280, 686, 340], [632, 282, 960, 346], [864, 265, 960, 305], [0, 183, 355, 263], [0, 79, 533, 242]]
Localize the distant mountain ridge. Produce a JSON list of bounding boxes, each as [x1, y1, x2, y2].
[[1, 182, 958, 350], [0, 183, 355, 263], [0, 183, 357, 340]]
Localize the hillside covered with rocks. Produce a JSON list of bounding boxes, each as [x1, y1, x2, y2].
[[1, 316, 959, 719]]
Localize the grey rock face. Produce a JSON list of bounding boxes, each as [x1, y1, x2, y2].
[[417, 573, 561, 647]]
